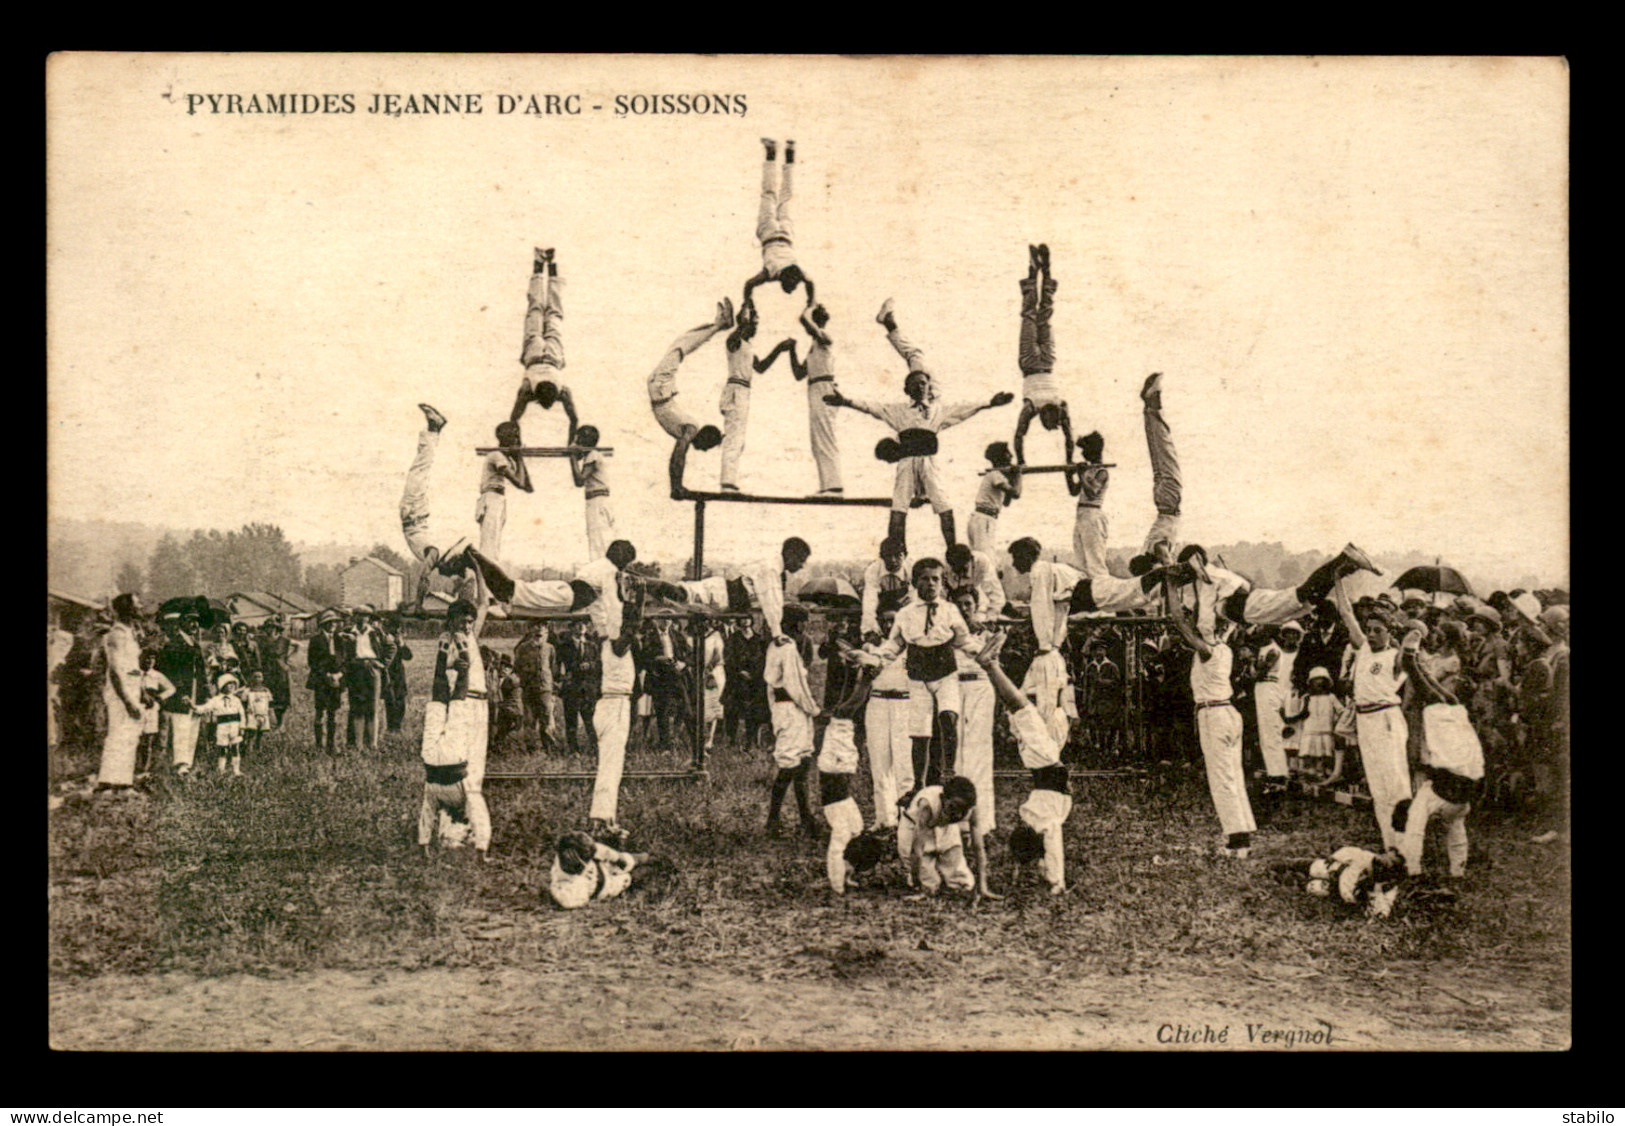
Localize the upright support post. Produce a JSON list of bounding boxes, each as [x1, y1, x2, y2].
[[690, 500, 707, 775]]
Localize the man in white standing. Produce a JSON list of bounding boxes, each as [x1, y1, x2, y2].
[[1168, 591, 1257, 858], [1332, 577, 1412, 851], [824, 315, 1013, 547], [96, 593, 146, 796], [476, 422, 533, 564], [796, 303, 844, 496], [719, 304, 800, 494]]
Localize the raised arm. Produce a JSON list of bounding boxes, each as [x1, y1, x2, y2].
[[740, 269, 770, 308], [938, 393, 1015, 431], [755, 338, 800, 376], [826, 393, 892, 426], [1166, 577, 1213, 659], [1330, 577, 1367, 651], [1003, 466, 1023, 505], [1401, 644, 1456, 707], [470, 564, 490, 639], [799, 307, 832, 348]]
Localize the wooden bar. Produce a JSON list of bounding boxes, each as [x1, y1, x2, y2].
[[474, 447, 614, 456], [979, 463, 1115, 475], [677, 490, 892, 507], [485, 770, 706, 782]]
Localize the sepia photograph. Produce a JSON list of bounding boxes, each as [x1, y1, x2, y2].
[[47, 53, 1569, 1051]]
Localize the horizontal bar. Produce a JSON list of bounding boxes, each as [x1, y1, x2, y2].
[[676, 490, 893, 506], [484, 770, 706, 781], [980, 463, 1116, 475], [474, 447, 614, 456], [994, 768, 1148, 779]]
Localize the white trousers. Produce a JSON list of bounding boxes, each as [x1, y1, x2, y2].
[[807, 381, 843, 492], [771, 699, 815, 768], [866, 694, 912, 826], [955, 677, 996, 833], [900, 821, 974, 892], [1073, 506, 1110, 580], [168, 711, 201, 770], [757, 157, 795, 274], [1255, 685, 1290, 777], [824, 796, 863, 892], [1356, 707, 1412, 850], [521, 269, 565, 370], [400, 428, 441, 564], [476, 491, 506, 561], [966, 511, 998, 554], [98, 688, 141, 787], [1197, 705, 1256, 836], [891, 457, 951, 514], [591, 694, 631, 822], [509, 578, 581, 616], [907, 674, 961, 737], [585, 494, 617, 560], [719, 381, 749, 489], [1238, 586, 1310, 626], [1398, 777, 1470, 877]]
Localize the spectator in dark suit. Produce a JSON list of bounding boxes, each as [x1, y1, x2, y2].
[[257, 617, 296, 727], [555, 622, 600, 756], [343, 606, 395, 750], [381, 612, 413, 733], [305, 610, 346, 754], [157, 614, 209, 773]]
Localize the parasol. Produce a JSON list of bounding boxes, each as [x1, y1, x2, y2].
[[1392, 565, 1475, 598], [795, 575, 861, 607]]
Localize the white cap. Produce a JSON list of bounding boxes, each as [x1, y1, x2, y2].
[[1308, 667, 1332, 682]]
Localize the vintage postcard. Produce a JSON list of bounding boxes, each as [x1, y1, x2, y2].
[[47, 54, 1568, 1051]]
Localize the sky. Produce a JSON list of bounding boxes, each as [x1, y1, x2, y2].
[[47, 55, 1569, 584]]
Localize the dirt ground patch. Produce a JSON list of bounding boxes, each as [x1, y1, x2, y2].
[[50, 954, 1568, 1052]]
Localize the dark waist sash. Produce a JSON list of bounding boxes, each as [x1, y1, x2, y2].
[[820, 772, 853, 805], [481, 486, 505, 495], [1426, 766, 1483, 805], [726, 576, 752, 613], [1031, 764, 1070, 795], [869, 688, 910, 700], [1356, 701, 1398, 714], [809, 375, 834, 385], [975, 505, 1001, 517], [585, 489, 610, 500], [906, 642, 957, 683], [897, 428, 940, 458], [727, 377, 752, 388], [1196, 699, 1234, 711], [424, 762, 467, 785], [958, 672, 985, 682], [772, 687, 795, 703]]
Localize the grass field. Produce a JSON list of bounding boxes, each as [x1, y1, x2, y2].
[[48, 641, 1571, 1051]]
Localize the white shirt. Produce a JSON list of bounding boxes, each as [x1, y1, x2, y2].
[[875, 599, 976, 662], [973, 469, 1015, 513], [860, 556, 913, 636], [576, 556, 623, 641], [903, 786, 967, 854], [950, 550, 1005, 623], [764, 639, 819, 715], [600, 640, 636, 696], [1029, 559, 1084, 652], [578, 449, 609, 495], [1190, 641, 1234, 704], [1351, 644, 1404, 708], [843, 396, 987, 437], [1008, 705, 1063, 770]]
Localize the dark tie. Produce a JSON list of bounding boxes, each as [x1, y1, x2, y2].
[[924, 603, 935, 633]]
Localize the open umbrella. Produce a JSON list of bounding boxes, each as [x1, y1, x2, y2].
[[1393, 565, 1475, 598], [795, 575, 860, 607]]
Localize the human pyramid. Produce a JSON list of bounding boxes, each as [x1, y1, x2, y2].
[[393, 138, 1416, 913]]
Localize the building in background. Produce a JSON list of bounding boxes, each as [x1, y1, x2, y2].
[[339, 557, 405, 612]]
